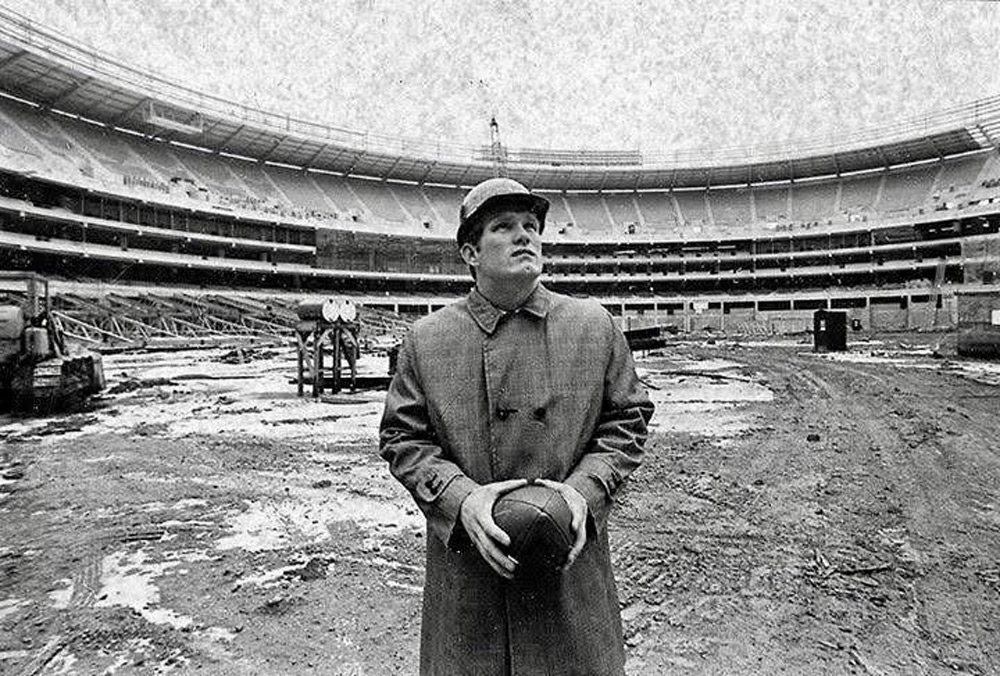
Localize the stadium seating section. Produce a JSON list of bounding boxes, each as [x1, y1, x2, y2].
[[708, 189, 753, 227], [634, 192, 679, 233], [937, 154, 987, 195], [348, 177, 409, 223], [0, 116, 40, 159], [839, 174, 880, 216], [673, 191, 711, 228], [878, 165, 939, 214], [564, 193, 614, 234], [538, 192, 573, 230], [2, 94, 996, 242], [135, 139, 197, 184], [422, 187, 463, 226], [3, 91, 1000, 309], [310, 174, 370, 217], [57, 120, 159, 184], [753, 187, 790, 224], [603, 193, 641, 230], [389, 184, 437, 226], [266, 167, 336, 215], [790, 181, 839, 224]]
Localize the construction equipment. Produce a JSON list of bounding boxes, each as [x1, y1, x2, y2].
[[0, 272, 105, 413], [295, 297, 374, 396]]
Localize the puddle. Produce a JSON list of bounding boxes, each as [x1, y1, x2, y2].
[[650, 358, 748, 372], [197, 626, 237, 643], [81, 454, 124, 463], [170, 400, 384, 442], [162, 550, 219, 563], [216, 493, 424, 552], [942, 360, 1000, 386], [45, 651, 78, 674], [2, 346, 783, 447], [48, 578, 74, 609], [97, 550, 189, 628], [173, 498, 209, 510], [234, 563, 303, 589], [807, 350, 936, 368], [385, 580, 423, 593], [96, 549, 213, 629], [157, 519, 217, 529], [644, 373, 771, 404], [649, 405, 758, 437], [0, 649, 31, 661], [0, 347, 389, 444], [0, 597, 29, 621], [639, 366, 773, 437], [810, 349, 1000, 386]]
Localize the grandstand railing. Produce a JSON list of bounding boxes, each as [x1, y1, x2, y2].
[[2, 6, 999, 170]]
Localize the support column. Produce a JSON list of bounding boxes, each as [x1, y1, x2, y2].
[[331, 326, 342, 394], [297, 332, 304, 397], [312, 330, 323, 398]]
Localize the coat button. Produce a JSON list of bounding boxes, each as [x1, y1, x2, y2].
[[496, 408, 510, 421]]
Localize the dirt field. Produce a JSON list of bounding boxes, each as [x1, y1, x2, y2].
[[1, 335, 998, 675]]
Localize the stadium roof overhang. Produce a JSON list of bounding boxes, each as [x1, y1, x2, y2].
[[1, 9, 998, 192]]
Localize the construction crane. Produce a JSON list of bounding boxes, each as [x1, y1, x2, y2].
[[489, 116, 508, 178]]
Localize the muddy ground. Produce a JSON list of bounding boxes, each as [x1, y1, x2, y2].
[[1, 335, 998, 675]]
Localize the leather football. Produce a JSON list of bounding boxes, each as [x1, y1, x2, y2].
[[492, 484, 575, 574]]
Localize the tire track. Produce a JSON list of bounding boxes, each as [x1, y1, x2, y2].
[[621, 343, 1000, 673]]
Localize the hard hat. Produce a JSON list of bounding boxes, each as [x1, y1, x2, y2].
[[457, 177, 549, 246]]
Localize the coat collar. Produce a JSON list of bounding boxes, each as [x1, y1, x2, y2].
[[467, 283, 551, 335]]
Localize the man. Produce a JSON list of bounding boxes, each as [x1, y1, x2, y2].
[[379, 177, 654, 675]]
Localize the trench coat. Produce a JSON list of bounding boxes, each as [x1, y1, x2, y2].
[[379, 284, 654, 676]]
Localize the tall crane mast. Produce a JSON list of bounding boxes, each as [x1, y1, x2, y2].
[[489, 117, 508, 178]]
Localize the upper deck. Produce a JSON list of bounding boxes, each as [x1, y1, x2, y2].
[[0, 7, 998, 191]]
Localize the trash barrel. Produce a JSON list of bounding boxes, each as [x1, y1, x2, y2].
[[813, 310, 848, 352]]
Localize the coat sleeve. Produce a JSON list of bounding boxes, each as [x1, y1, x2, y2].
[[564, 311, 654, 531], [379, 330, 478, 548]]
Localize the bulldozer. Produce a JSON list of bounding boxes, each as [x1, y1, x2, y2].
[[0, 272, 105, 413]]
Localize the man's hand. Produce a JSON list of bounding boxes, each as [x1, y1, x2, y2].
[[535, 479, 588, 570], [459, 478, 529, 579]]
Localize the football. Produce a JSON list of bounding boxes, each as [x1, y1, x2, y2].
[[492, 484, 575, 575]]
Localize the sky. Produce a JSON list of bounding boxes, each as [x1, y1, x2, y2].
[[12, 0, 1000, 155]]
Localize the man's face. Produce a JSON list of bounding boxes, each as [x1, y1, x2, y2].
[[462, 209, 543, 284]]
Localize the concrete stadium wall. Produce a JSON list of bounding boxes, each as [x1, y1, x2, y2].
[[605, 291, 962, 336], [957, 291, 1000, 323], [957, 291, 1000, 358], [869, 300, 909, 332], [962, 239, 1000, 284]]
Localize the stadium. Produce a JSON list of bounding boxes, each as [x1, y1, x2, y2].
[[1, 3, 999, 675], [1, 8, 999, 338]]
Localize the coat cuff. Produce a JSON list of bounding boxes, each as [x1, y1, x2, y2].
[[428, 473, 478, 548], [564, 456, 621, 532]]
